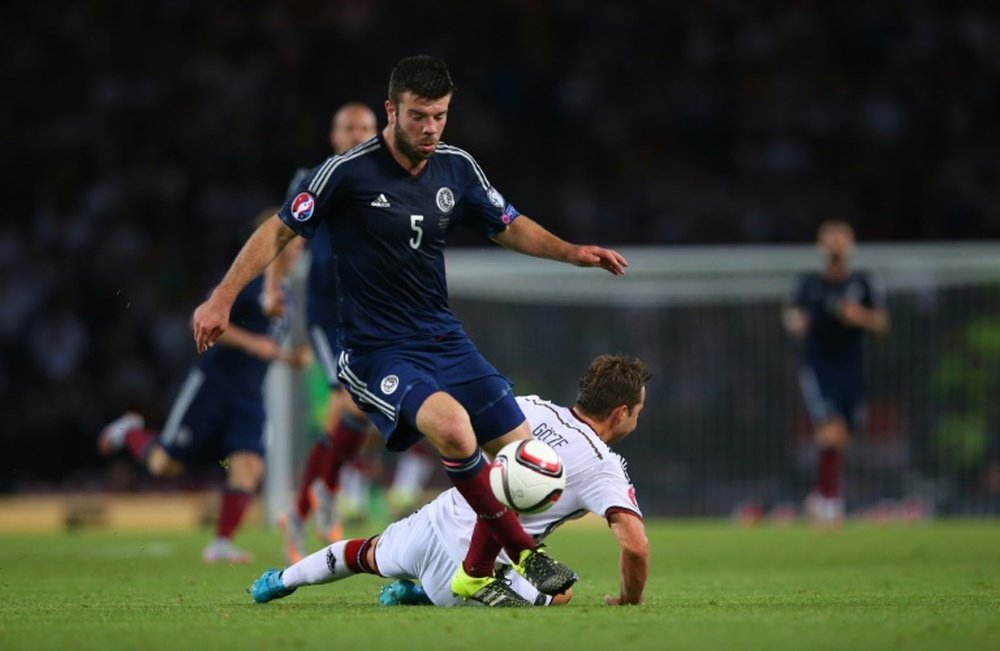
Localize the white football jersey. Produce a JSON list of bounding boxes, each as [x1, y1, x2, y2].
[[424, 395, 642, 564]]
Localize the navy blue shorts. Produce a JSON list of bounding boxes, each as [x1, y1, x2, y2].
[[309, 323, 343, 389], [336, 333, 525, 452], [797, 363, 866, 432], [158, 368, 267, 462]]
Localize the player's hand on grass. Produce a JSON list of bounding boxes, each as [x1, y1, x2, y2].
[[570, 245, 628, 276]]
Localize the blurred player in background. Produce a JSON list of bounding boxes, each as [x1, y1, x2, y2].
[[99, 209, 309, 563], [250, 355, 650, 607], [278, 102, 434, 563], [783, 220, 889, 526], [193, 55, 628, 605]]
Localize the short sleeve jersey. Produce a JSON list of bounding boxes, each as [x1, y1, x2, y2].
[[424, 395, 642, 563], [278, 133, 519, 353], [195, 276, 288, 399], [286, 167, 338, 333], [791, 270, 886, 368]]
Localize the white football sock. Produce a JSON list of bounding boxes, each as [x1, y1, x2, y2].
[[281, 541, 354, 588]]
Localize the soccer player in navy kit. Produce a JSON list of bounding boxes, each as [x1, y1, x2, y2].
[[279, 102, 436, 561], [99, 213, 308, 563], [192, 55, 628, 605], [783, 220, 889, 525]]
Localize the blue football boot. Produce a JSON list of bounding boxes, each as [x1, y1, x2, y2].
[[249, 569, 296, 603], [378, 579, 432, 606]]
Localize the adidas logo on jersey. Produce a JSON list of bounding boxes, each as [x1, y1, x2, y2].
[[371, 194, 391, 208]]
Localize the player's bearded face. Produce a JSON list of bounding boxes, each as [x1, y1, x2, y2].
[[392, 92, 451, 163]]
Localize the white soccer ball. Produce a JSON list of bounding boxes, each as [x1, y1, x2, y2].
[[489, 439, 565, 514]]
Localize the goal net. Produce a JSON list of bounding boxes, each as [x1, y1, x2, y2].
[[266, 243, 1000, 519], [446, 243, 1000, 518]]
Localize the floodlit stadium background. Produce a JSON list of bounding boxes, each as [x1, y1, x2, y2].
[[2, 1, 999, 519]]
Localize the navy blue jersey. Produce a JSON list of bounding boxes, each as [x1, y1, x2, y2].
[[278, 133, 519, 352], [195, 276, 288, 398], [287, 167, 339, 333], [791, 270, 885, 369]]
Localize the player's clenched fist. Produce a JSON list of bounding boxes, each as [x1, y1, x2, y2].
[[192, 297, 231, 353]]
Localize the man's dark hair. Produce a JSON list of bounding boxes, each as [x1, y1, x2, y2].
[[575, 355, 651, 419], [388, 55, 456, 106]]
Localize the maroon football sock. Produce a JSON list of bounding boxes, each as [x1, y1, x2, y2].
[[217, 489, 253, 539], [320, 419, 368, 492], [295, 442, 328, 519], [464, 518, 505, 577], [442, 451, 534, 576], [343, 537, 378, 575], [124, 429, 155, 464], [815, 447, 842, 498]]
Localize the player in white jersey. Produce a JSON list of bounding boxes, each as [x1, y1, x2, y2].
[[249, 354, 650, 606]]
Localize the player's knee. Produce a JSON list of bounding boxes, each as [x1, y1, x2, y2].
[[816, 419, 850, 448], [415, 393, 475, 456], [227, 452, 264, 491], [147, 447, 183, 477], [425, 418, 475, 456]]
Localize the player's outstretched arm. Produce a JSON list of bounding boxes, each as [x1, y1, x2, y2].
[[492, 215, 628, 276], [216, 324, 280, 360], [603, 510, 648, 605], [192, 215, 297, 352], [838, 301, 890, 336], [217, 326, 312, 367]]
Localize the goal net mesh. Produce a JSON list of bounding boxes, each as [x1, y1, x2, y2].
[[444, 244, 1000, 517]]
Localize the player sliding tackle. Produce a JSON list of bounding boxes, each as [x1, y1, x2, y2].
[[250, 355, 650, 606], [192, 55, 628, 606]]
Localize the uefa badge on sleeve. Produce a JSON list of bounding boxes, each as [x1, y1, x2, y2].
[[291, 192, 315, 222]]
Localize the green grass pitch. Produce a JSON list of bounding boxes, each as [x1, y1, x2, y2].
[[1, 520, 998, 650]]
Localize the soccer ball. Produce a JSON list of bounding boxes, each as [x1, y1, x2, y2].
[[489, 439, 565, 514]]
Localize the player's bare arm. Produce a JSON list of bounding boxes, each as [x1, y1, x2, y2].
[[782, 306, 810, 339], [604, 510, 648, 605], [217, 326, 310, 367], [838, 300, 890, 336], [492, 215, 628, 276], [216, 324, 278, 359], [192, 215, 297, 352], [261, 235, 304, 317]]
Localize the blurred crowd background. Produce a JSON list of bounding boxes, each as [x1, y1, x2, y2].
[[2, 0, 998, 491]]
